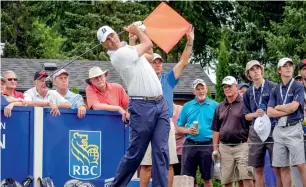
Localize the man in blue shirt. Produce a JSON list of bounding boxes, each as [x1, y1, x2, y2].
[[243, 60, 280, 187], [53, 69, 87, 118], [267, 57, 306, 187], [177, 79, 218, 187], [131, 26, 194, 187]]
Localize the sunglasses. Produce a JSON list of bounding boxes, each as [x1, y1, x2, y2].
[[7, 78, 18, 81]]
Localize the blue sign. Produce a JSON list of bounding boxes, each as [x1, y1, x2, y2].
[[0, 106, 34, 183], [42, 108, 126, 186], [69, 130, 101, 180]]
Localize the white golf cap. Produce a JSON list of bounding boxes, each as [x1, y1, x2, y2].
[[277, 57, 293, 68], [153, 53, 164, 62], [222, 76, 238, 86], [254, 113, 271, 142], [192, 79, 206, 89], [53, 69, 69, 80], [97, 26, 115, 43]]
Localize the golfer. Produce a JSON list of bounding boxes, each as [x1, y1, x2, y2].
[[97, 23, 170, 187]]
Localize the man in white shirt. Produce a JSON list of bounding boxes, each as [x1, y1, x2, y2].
[[53, 69, 86, 118], [24, 70, 72, 116], [97, 23, 170, 187]]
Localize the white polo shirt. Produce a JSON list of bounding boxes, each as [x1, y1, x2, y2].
[[108, 44, 162, 97], [24, 87, 68, 106]]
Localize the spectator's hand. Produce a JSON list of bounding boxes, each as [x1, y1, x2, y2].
[[275, 105, 281, 111], [124, 24, 141, 35], [125, 112, 130, 122], [119, 107, 129, 122], [49, 102, 60, 116], [16, 98, 27, 106], [255, 109, 265, 117], [186, 25, 194, 43], [188, 126, 198, 136], [4, 103, 15, 117], [77, 105, 86, 118]]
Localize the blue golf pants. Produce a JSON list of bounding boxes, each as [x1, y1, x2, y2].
[[111, 98, 170, 187]]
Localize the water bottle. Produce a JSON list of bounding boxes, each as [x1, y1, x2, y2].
[[213, 150, 221, 179], [21, 176, 33, 187], [193, 121, 199, 134], [259, 103, 266, 111]]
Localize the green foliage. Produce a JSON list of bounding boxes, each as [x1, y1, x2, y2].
[[215, 38, 230, 102], [196, 168, 222, 187], [266, 2, 306, 64], [71, 86, 80, 94]]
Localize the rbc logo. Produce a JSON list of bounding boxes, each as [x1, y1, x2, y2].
[[69, 130, 101, 180]]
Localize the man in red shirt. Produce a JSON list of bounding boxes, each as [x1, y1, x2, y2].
[[3, 70, 24, 99], [85, 66, 129, 121]]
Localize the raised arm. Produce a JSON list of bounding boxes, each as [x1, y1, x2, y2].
[[129, 33, 153, 62], [173, 26, 194, 79]]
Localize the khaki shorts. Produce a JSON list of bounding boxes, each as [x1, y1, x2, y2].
[[219, 143, 254, 184], [141, 119, 178, 165]]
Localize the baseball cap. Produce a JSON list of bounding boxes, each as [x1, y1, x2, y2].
[[298, 59, 306, 70], [192, 79, 206, 89], [238, 82, 249, 90], [53, 69, 69, 80], [245, 60, 263, 77], [34, 70, 48, 81], [222, 76, 238, 86], [277, 57, 293, 68], [295, 74, 302, 81], [1, 76, 6, 83], [97, 26, 115, 43], [153, 53, 164, 62]]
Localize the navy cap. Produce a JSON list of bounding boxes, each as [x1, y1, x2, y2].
[[238, 83, 249, 90]]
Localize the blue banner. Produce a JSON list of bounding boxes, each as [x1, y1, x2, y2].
[[42, 108, 126, 186], [0, 106, 34, 183]]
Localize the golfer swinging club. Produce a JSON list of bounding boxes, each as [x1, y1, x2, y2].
[[97, 23, 170, 187]]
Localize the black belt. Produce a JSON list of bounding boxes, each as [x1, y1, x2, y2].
[[282, 120, 302, 128], [130, 95, 163, 101], [220, 141, 246, 147], [185, 139, 212, 145]]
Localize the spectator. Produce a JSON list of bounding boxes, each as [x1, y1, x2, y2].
[[53, 69, 86, 118], [1, 76, 26, 117], [290, 58, 306, 187], [3, 70, 24, 99], [267, 57, 306, 187], [134, 26, 194, 187], [85, 66, 129, 121], [177, 79, 218, 187], [24, 70, 72, 116], [172, 103, 184, 176], [238, 82, 249, 97], [212, 76, 254, 187], [242, 60, 281, 187], [294, 74, 303, 83]]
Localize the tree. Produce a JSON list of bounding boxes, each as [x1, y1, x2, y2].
[[1, 1, 64, 59], [266, 1, 306, 65], [215, 37, 230, 102], [222, 1, 285, 82]]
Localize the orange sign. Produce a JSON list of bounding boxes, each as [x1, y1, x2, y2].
[[144, 2, 191, 54]]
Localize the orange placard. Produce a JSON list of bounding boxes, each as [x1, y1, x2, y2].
[[144, 2, 191, 54]]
